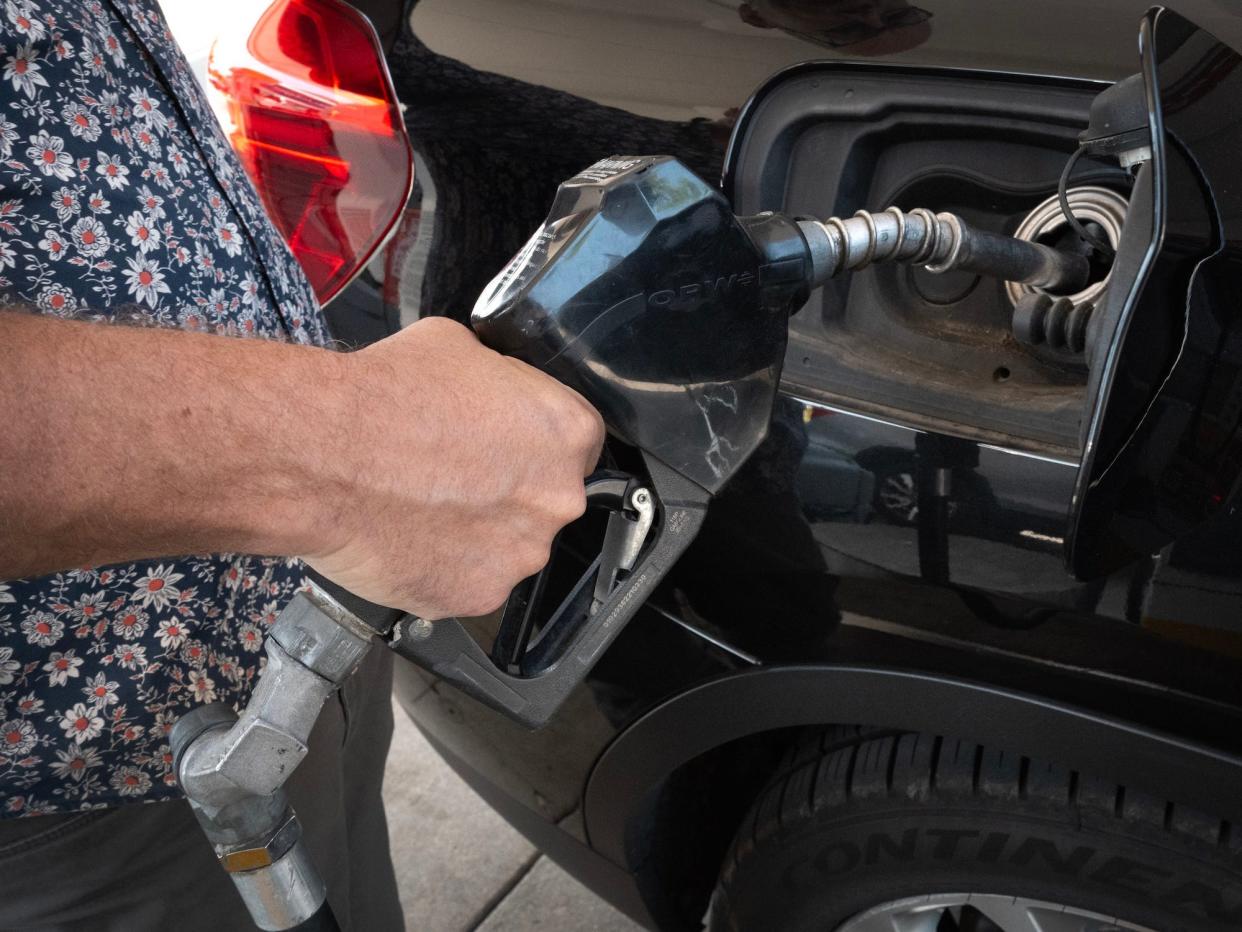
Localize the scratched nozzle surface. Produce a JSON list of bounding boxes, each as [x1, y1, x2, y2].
[[470, 155, 800, 495], [796, 207, 1090, 294]]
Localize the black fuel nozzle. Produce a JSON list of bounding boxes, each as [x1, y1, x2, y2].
[[472, 155, 805, 494]]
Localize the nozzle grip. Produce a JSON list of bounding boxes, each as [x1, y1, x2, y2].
[[387, 455, 709, 728]]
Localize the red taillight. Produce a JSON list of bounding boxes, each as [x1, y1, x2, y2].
[[207, 0, 413, 305]]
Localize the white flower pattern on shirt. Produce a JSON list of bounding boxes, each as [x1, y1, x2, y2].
[[0, 0, 330, 816]]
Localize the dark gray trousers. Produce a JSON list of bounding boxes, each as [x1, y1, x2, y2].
[[0, 648, 403, 932]]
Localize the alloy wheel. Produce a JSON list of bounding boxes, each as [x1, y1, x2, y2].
[[836, 893, 1157, 932]]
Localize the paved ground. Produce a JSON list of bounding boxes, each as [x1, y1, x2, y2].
[[383, 701, 644, 932]]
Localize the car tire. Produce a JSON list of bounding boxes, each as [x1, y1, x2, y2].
[[708, 726, 1242, 932]]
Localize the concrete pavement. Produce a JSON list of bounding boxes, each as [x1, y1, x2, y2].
[[383, 702, 644, 931]]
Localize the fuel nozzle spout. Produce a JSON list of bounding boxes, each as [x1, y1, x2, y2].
[[793, 206, 1091, 294]]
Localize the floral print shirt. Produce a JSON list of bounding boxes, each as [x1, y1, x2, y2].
[[0, 0, 330, 816]]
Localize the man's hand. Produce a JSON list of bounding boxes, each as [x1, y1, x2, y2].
[[0, 312, 604, 618], [304, 317, 604, 618]]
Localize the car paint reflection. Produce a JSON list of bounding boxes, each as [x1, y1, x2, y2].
[[790, 398, 1080, 598]]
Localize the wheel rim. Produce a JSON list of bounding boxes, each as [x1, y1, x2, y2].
[[835, 893, 1159, 932]]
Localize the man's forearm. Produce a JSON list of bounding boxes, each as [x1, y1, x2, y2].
[[0, 312, 603, 618], [0, 311, 347, 578]]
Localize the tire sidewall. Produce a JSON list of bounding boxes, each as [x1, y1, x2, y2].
[[714, 802, 1242, 932]]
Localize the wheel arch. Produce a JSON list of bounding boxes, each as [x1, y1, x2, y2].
[[583, 664, 1242, 929]]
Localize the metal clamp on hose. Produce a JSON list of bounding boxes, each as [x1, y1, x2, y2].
[[796, 207, 1091, 293]]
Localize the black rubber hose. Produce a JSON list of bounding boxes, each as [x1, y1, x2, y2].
[[1059, 145, 1116, 257], [288, 900, 342, 932]]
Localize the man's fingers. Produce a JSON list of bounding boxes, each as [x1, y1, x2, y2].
[[314, 318, 615, 620], [581, 405, 606, 476]]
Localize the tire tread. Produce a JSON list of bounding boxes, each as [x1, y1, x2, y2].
[[722, 724, 1239, 892]]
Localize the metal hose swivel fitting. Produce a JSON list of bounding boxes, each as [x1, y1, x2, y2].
[[172, 582, 380, 931], [795, 207, 1091, 294]]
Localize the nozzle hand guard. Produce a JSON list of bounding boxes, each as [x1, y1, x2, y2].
[[388, 456, 708, 727]]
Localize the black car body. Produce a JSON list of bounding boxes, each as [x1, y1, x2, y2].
[[326, 1, 1242, 928]]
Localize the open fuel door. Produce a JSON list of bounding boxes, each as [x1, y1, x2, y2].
[[1069, 7, 1242, 578]]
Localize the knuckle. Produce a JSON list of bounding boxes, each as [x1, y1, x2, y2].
[[577, 406, 605, 447], [538, 487, 584, 528], [484, 589, 512, 615], [515, 543, 551, 579], [557, 489, 587, 524], [548, 391, 602, 446], [464, 585, 509, 618], [417, 314, 467, 340]]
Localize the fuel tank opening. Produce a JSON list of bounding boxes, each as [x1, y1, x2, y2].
[[1004, 186, 1129, 312]]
